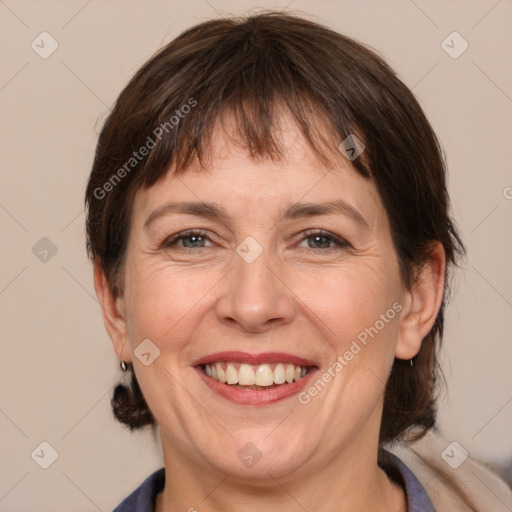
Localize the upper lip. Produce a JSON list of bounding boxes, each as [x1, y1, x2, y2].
[[191, 351, 319, 367]]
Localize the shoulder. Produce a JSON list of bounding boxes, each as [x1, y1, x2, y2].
[[113, 468, 165, 512], [380, 449, 436, 511], [387, 430, 512, 511]]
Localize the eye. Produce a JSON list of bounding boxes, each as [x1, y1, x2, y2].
[[162, 230, 214, 250], [161, 229, 351, 252], [298, 230, 351, 251]]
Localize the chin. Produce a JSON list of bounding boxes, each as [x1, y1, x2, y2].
[[208, 429, 313, 480]]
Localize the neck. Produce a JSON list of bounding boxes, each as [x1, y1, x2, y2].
[[155, 432, 406, 512]]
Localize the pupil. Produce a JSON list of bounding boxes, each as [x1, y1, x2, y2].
[[185, 235, 202, 247], [311, 235, 328, 249]]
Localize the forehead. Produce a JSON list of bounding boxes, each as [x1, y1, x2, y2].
[[133, 111, 385, 230]]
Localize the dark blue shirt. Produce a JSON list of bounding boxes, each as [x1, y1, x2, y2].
[[113, 450, 435, 511]]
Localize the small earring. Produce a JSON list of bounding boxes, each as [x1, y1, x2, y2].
[[410, 358, 414, 367], [120, 360, 128, 372]]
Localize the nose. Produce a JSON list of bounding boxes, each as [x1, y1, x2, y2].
[[215, 249, 296, 333]]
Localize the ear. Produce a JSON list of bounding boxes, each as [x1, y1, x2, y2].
[[395, 242, 446, 360], [93, 263, 132, 363]]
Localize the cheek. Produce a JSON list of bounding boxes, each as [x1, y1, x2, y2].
[[294, 261, 398, 345], [124, 260, 220, 351]]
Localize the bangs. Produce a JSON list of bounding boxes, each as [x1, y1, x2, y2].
[[172, 94, 356, 174], [124, 18, 373, 189]]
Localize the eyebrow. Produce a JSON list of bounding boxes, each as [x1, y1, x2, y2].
[[144, 199, 370, 230]]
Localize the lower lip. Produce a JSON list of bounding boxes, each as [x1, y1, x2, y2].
[[194, 366, 318, 405]]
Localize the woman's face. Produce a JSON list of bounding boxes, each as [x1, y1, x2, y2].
[[104, 116, 421, 480]]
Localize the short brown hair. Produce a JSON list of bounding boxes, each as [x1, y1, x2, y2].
[[85, 11, 465, 444]]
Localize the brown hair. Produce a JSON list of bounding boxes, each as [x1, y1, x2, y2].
[[85, 11, 465, 445]]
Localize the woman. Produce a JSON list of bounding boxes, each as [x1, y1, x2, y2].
[[85, 11, 511, 511]]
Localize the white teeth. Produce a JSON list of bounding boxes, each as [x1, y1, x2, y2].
[[203, 361, 309, 386], [285, 364, 295, 383], [225, 363, 238, 384], [238, 364, 255, 385], [216, 362, 226, 383], [255, 364, 274, 386], [274, 363, 286, 384]]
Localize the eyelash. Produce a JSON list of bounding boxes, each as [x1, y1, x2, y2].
[[161, 229, 351, 252]]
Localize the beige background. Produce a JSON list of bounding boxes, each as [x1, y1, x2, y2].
[[1, 0, 511, 510]]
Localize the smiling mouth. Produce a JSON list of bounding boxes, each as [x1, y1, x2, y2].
[[199, 362, 313, 390]]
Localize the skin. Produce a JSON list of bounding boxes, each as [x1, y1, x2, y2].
[[95, 112, 445, 512]]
